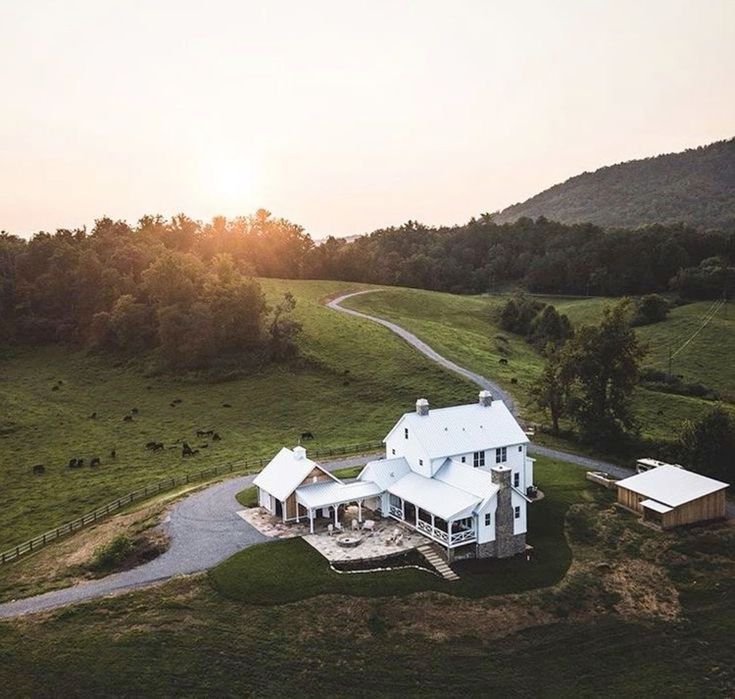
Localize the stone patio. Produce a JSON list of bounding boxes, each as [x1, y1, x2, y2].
[[238, 505, 429, 562]]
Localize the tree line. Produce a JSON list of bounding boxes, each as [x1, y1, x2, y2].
[[0, 211, 304, 370]]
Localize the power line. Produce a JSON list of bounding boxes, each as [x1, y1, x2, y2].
[[670, 298, 724, 360]]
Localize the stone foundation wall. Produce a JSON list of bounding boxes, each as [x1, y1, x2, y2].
[[476, 533, 526, 559]]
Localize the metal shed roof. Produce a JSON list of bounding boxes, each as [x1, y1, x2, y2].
[[617, 465, 728, 507]]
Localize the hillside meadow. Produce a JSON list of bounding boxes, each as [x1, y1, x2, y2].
[[0, 279, 473, 550], [344, 288, 735, 441]]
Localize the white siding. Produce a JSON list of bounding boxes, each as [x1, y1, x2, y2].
[[511, 491, 527, 535], [476, 495, 497, 544], [524, 456, 534, 490], [258, 487, 272, 511], [385, 417, 432, 478]]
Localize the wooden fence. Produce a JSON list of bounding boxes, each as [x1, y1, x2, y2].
[[0, 440, 383, 566]]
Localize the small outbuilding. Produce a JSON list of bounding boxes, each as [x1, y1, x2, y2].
[[616, 465, 729, 528]]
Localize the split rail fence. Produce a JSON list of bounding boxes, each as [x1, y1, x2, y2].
[[0, 440, 383, 566]]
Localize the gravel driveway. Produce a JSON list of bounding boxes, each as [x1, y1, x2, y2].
[[0, 453, 374, 618]]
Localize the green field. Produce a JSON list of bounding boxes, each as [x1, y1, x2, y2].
[[345, 289, 735, 441], [0, 280, 472, 550]]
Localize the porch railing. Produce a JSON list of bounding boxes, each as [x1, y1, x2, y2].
[[450, 528, 476, 545]]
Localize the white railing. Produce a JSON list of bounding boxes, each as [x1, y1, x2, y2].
[[389, 505, 403, 519], [450, 528, 476, 545]]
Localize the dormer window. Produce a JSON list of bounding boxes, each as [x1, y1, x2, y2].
[[404, 428, 409, 440], [473, 451, 485, 468], [496, 447, 507, 463]]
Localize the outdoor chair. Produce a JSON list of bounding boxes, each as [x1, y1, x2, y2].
[[351, 519, 359, 531], [327, 523, 334, 536]]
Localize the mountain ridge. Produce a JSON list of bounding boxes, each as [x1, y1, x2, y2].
[[494, 137, 735, 230]]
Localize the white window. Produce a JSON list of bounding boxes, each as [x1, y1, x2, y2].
[[484, 513, 491, 526], [514, 506, 520, 519], [513, 472, 520, 488], [404, 428, 409, 440], [473, 451, 485, 468], [496, 447, 507, 463]]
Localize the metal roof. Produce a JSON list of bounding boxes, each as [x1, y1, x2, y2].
[[617, 465, 728, 507], [639, 499, 673, 514], [357, 457, 411, 490], [296, 480, 382, 510], [386, 400, 528, 460], [435, 459, 499, 499], [387, 472, 480, 521], [253, 447, 334, 501]]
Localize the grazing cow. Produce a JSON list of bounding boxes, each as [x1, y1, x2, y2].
[[212, 432, 221, 442], [657, 409, 665, 415], [51, 385, 59, 391], [32, 464, 45, 475], [173, 398, 183, 404], [170, 402, 177, 408], [110, 449, 116, 459], [199, 443, 209, 449], [342, 380, 350, 386], [131, 407, 139, 415], [68, 458, 78, 468], [182, 442, 195, 457], [196, 429, 215, 438], [123, 414, 133, 422], [89, 411, 97, 419], [90, 457, 101, 467], [499, 358, 508, 365], [510, 377, 518, 384], [300, 431, 315, 441], [222, 403, 232, 408]]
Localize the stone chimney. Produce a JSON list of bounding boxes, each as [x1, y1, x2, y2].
[[489, 464, 526, 558], [416, 398, 429, 416], [479, 390, 493, 407], [293, 446, 306, 460]]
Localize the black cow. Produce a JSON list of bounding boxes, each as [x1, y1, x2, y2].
[[110, 449, 116, 459], [510, 377, 518, 384], [68, 458, 78, 468], [196, 429, 214, 438], [222, 403, 232, 408], [32, 464, 45, 475], [131, 407, 139, 415], [499, 358, 508, 365], [89, 411, 97, 419], [123, 415, 133, 422], [212, 432, 221, 442], [182, 442, 197, 457], [90, 457, 101, 467], [300, 431, 315, 441]]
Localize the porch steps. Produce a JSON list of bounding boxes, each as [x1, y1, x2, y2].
[[417, 544, 460, 581]]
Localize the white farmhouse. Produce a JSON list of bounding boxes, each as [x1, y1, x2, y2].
[[254, 390, 535, 560]]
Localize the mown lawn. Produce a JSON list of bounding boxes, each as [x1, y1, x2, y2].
[[0, 279, 472, 550], [212, 456, 584, 603]]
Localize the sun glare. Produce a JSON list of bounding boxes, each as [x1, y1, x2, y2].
[[203, 159, 258, 209]]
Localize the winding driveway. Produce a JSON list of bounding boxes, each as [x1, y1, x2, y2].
[[0, 453, 372, 618], [328, 290, 632, 478]]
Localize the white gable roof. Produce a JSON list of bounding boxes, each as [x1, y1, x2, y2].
[[253, 447, 335, 501], [387, 472, 480, 521], [357, 457, 411, 490], [386, 400, 528, 460], [617, 465, 728, 507]]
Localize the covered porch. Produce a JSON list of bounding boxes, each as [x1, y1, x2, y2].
[[295, 480, 382, 534], [388, 493, 477, 547]]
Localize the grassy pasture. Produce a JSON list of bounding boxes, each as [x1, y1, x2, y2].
[[0, 279, 472, 550], [345, 289, 735, 441]]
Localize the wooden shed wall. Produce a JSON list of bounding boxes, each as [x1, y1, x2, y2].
[[662, 489, 726, 528], [284, 467, 334, 519], [616, 486, 643, 513]]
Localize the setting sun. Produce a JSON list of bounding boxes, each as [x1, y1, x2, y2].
[[203, 159, 259, 210]]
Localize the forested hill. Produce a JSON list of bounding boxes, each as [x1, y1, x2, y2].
[[494, 137, 735, 230]]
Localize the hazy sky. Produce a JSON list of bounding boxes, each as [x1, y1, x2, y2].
[[1, 0, 734, 239]]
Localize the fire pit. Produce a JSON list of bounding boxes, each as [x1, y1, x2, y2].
[[336, 535, 363, 548]]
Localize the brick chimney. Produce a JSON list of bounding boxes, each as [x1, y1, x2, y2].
[[479, 390, 493, 407], [416, 398, 429, 416], [490, 464, 525, 558], [293, 446, 306, 460]]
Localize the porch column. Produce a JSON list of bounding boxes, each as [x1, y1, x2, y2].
[[357, 500, 363, 523], [401, 499, 405, 519], [448, 519, 453, 557], [309, 508, 315, 534], [431, 513, 435, 537], [415, 505, 419, 527], [333, 504, 339, 526], [282, 501, 287, 523]]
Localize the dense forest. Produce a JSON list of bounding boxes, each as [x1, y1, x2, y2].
[[1, 211, 734, 360], [493, 137, 735, 230]]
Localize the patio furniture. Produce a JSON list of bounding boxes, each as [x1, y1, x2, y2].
[[362, 520, 375, 534], [327, 524, 334, 536], [351, 519, 359, 531]]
